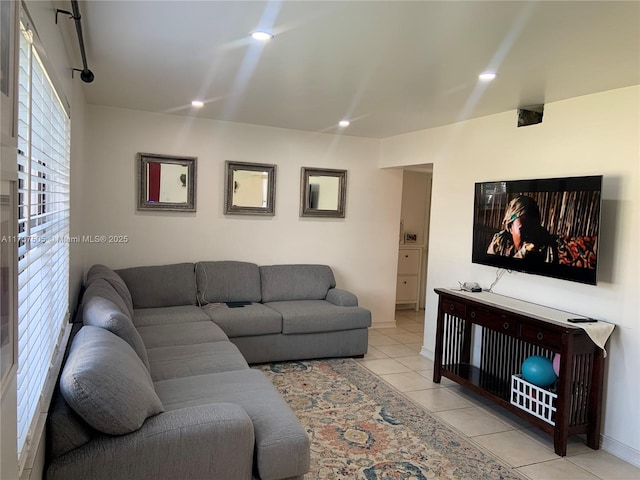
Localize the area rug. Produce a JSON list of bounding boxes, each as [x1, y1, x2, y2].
[[256, 359, 525, 480]]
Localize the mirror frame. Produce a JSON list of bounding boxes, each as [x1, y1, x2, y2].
[[137, 152, 197, 212], [300, 167, 347, 218], [224, 161, 277, 216]]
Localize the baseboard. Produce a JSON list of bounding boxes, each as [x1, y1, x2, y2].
[[370, 321, 397, 329], [601, 434, 640, 468], [420, 346, 434, 361]]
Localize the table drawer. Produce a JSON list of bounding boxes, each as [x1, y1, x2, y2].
[[440, 298, 466, 318], [521, 324, 562, 349], [469, 308, 518, 335]]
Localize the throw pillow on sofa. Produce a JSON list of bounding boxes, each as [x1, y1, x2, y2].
[[85, 264, 135, 319], [82, 292, 151, 371], [60, 326, 164, 435], [82, 278, 132, 324]]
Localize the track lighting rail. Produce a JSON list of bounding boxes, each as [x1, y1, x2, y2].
[[56, 0, 94, 83]]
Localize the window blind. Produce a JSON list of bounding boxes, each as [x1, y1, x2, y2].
[[16, 20, 70, 459]]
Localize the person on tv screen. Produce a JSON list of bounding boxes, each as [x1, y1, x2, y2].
[[487, 195, 558, 263]]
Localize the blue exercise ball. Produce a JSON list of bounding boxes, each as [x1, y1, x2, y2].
[[521, 356, 557, 387]]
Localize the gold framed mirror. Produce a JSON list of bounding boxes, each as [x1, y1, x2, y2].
[[224, 161, 276, 216], [137, 153, 197, 212], [300, 167, 347, 218]]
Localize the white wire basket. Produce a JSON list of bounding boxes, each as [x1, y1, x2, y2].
[[510, 374, 557, 425]]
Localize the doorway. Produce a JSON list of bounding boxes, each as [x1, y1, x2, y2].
[[396, 165, 433, 310]]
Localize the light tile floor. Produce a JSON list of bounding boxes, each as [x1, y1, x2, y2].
[[357, 309, 640, 480]]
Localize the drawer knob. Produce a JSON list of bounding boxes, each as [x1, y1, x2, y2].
[[536, 332, 544, 341], [403, 281, 407, 284], [405, 255, 409, 258], [449, 304, 455, 311], [470, 311, 476, 319], [503, 322, 509, 330]]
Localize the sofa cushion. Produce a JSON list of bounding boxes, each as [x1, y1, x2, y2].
[[265, 300, 372, 334], [260, 264, 336, 302], [60, 326, 164, 435], [115, 263, 197, 308], [82, 294, 150, 371], [81, 279, 131, 323], [154, 368, 310, 480], [232, 329, 369, 364], [137, 321, 229, 349], [147, 341, 249, 381], [195, 261, 261, 304], [85, 264, 135, 319], [203, 303, 282, 338], [133, 305, 211, 327], [47, 390, 95, 459]]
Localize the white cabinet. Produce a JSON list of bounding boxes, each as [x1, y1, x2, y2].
[[396, 245, 422, 311]]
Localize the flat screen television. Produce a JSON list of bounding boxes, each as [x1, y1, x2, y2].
[[472, 175, 602, 285]]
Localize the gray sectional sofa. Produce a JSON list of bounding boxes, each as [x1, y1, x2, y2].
[[46, 261, 371, 480]]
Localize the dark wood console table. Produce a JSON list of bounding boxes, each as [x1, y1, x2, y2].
[[433, 288, 611, 456]]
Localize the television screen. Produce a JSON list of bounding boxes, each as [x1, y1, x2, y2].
[[472, 175, 602, 285]]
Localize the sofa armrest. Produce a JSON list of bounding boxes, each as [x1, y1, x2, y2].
[[46, 404, 255, 480], [325, 288, 358, 307]]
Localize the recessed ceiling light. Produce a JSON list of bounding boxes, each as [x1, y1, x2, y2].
[[338, 120, 350, 128], [250, 31, 274, 41], [479, 72, 497, 81], [191, 100, 204, 108]]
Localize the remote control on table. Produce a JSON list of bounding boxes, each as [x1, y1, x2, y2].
[[567, 318, 597, 323]]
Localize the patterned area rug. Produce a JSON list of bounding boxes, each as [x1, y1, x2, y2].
[[256, 359, 525, 480]]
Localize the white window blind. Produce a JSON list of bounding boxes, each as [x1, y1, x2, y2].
[[16, 19, 70, 459]]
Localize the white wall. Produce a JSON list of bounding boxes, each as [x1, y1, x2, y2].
[[82, 105, 402, 325], [380, 86, 640, 464]]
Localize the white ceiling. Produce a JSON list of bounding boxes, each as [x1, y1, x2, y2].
[[70, 1, 639, 138]]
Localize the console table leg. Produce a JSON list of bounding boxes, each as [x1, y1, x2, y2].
[[586, 431, 600, 450], [586, 349, 605, 450], [554, 430, 568, 457], [433, 310, 445, 383]]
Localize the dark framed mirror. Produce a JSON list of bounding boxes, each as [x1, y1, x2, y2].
[[300, 167, 347, 218], [137, 153, 197, 212], [224, 161, 276, 216]]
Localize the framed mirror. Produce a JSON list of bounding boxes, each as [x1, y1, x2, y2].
[[137, 153, 197, 212], [300, 167, 347, 218], [224, 161, 276, 216]]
